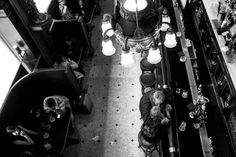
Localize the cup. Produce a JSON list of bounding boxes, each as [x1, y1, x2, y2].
[[49, 115, 55, 123], [180, 55, 186, 62], [179, 121, 186, 132], [43, 132, 50, 139], [44, 142, 51, 150], [182, 90, 188, 98], [193, 123, 200, 129], [176, 32, 181, 37], [176, 88, 181, 94], [44, 124, 51, 131]]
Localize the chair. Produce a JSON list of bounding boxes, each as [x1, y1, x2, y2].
[[0, 65, 82, 156], [140, 71, 157, 94], [140, 57, 156, 72], [138, 131, 157, 156]]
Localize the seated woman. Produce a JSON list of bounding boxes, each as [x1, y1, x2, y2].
[[139, 89, 171, 143], [6, 125, 38, 146]]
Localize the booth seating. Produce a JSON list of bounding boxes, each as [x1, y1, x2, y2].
[[0, 66, 83, 157]]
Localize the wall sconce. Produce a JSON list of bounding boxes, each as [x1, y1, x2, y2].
[[164, 28, 177, 48]]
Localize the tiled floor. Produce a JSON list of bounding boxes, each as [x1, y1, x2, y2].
[[63, 0, 147, 156]]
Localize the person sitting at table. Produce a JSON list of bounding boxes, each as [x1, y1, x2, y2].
[[53, 54, 84, 79], [139, 88, 171, 143], [6, 125, 38, 146]]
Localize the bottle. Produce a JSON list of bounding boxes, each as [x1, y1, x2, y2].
[[44, 142, 51, 150]]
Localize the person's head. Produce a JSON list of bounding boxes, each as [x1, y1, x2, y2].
[[6, 125, 20, 136], [150, 106, 160, 119], [151, 90, 165, 106], [65, 36, 72, 45]]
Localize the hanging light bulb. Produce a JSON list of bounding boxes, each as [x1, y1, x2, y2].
[[123, 0, 147, 12], [147, 47, 162, 64], [121, 48, 135, 67], [161, 8, 170, 31], [101, 14, 114, 37], [164, 29, 177, 48], [120, 37, 134, 67], [102, 36, 116, 56]]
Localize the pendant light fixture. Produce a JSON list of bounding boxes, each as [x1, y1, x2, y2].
[[120, 37, 134, 67], [102, 35, 116, 56], [164, 28, 177, 48], [161, 8, 171, 32], [147, 36, 162, 64]]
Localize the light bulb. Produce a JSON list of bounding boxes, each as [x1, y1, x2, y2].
[[147, 47, 162, 64], [101, 14, 114, 37], [121, 49, 134, 67], [164, 32, 177, 48], [161, 17, 171, 31], [102, 38, 116, 56], [123, 0, 147, 12], [161, 8, 170, 31], [101, 21, 114, 37]]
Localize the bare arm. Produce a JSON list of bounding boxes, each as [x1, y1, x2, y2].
[[17, 125, 38, 135], [13, 130, 35, 145]]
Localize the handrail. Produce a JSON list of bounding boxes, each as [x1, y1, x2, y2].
[[171, 0, 212, 157]]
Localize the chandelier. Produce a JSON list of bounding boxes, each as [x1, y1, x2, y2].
[[101, 0, 177, 67]]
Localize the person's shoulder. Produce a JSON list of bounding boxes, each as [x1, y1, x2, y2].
[[141, 90, 154, 99]]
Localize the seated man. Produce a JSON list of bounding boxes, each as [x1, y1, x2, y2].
[[139, 89, 171, 143]]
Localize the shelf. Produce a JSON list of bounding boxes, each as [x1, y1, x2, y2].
[[192, 0, 236, 156]]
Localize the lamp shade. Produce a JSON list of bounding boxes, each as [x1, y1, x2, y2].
[[101, 21, 114, 37], [161, 8, 170, 31], [123, 0, 148, 12], [121, 49, 135, 67], [147, 47, 162, 64], [164, 32, 177, 48], [102, 38, 116, 56], [161, 18, 170, 31], [102, 14, 114, 37]]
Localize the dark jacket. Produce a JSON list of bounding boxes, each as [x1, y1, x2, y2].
[[139, 88, 171, 122]]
